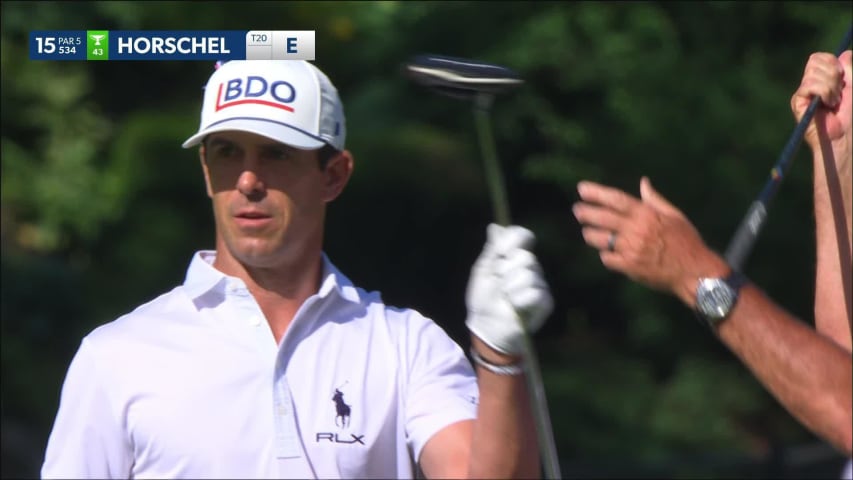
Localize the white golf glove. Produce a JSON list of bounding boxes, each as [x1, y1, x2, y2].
[[465, 223, 554, 355]]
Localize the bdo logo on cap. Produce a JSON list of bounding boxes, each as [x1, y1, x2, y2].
[[215, 76, 297, 112]]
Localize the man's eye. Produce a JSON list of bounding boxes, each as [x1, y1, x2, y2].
[[267, 149, 290, 160], [215, 146, 237, 157]]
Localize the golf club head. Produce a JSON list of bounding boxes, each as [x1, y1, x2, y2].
[[404, 54, 523, 101]]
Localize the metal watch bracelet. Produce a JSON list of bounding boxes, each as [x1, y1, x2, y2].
[[469, 348, 525, 376]]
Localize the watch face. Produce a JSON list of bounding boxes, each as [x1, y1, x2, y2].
[[697, 279, 735, 319]]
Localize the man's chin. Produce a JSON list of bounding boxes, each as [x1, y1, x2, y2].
[[234, 249, 284, 269], [219, 233, 314, 270], [220, 238, 280, 266]]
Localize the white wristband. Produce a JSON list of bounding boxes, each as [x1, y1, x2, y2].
[[470, 348, 525, 376]]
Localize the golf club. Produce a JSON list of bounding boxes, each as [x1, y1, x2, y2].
[[405, 54, 562, 480], [724, 25, 853, 271]]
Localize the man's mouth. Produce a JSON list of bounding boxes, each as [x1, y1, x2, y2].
[[234, 210, 272, 228]]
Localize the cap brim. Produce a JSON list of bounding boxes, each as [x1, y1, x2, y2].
[[182, 118, 326, 150]]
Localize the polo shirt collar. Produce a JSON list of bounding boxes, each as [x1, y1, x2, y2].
[[183, 250, 361, 304]]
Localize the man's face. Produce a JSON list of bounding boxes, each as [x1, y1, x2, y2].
[[200, 130, 350, 271]]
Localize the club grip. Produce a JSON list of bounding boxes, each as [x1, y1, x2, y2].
[[724, 201, 767, 272]]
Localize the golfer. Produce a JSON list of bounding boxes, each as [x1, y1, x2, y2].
[[41, 60, 553, 479]]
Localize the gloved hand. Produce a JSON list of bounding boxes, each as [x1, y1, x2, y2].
[[465, 223, 554, 355]]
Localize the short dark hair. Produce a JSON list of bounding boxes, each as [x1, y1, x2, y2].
[[317, 144, 341, 170]]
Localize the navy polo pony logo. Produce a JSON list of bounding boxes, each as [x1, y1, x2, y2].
[[332, 388, 351, 428]]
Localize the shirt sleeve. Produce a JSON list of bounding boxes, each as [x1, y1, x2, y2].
[[404, 312, 478, 463], [41, 337, 133, 479]]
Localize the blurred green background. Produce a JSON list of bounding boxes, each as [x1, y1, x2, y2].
[[2, 1, 851, 478]]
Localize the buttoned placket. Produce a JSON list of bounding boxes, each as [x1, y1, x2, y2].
[[272, 360, 301, 459], [215, 264, 343, 478], [223, 279, 306, 461], [272, 293, 323, 461]]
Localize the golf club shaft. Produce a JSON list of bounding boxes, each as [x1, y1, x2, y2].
[[474, 94, 512, 226], [473, 93, 562, 480], [724, 25, 853, 271], [518, 332, 562, 479]]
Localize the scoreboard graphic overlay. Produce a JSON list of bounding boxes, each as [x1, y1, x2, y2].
[[30, 30, 316, 61]]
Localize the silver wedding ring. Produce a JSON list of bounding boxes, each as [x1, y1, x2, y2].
[[607, 232, 617, 252]]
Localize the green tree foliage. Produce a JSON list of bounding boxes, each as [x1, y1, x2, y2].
[[2, 1, 850, 477]]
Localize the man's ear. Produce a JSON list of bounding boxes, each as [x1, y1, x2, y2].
[[322, 149, 354, 203], [199, 145, 214, 198]]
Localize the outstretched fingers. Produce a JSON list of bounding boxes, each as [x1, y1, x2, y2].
[[576, 181, 639, 215], [581, 226, 617, 252], [573, 203, 624, 232]]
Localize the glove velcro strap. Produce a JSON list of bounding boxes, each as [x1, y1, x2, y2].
[[470, 348, 525, 376]]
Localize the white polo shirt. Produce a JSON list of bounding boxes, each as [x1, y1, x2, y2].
[[42, 251, 479, 479]]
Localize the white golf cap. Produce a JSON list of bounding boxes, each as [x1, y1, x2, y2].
[[182, 60, 346, 151]]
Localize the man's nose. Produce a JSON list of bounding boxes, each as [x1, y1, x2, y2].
[[236, 157, 266, 197]]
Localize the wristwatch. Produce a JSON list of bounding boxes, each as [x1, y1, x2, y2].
[[695, 270, 748, 328]]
